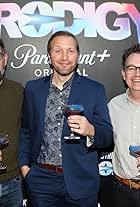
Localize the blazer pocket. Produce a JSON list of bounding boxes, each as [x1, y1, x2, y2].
[[24, 165, 35, 182]]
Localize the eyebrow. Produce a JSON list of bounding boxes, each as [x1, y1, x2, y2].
[[126, 64, 139, 67], [53, 45, 76, 48]]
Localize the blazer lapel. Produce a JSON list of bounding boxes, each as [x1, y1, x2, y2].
[[62, 73, 82, 137], [68, 73, 81, 104], [38, 76, 50, 136]]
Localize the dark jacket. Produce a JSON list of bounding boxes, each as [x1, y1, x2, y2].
[[19, 73, 113, 199]]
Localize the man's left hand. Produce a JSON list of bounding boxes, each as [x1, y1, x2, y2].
[[67, 115, 95, 137]]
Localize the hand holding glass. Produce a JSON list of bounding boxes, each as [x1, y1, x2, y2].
[[0, 134, 9, 174], [64, 104, 84, 139]]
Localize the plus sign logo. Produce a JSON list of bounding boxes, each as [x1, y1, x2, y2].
[[99, 161, 113, 176], [97, 49, 111, 62]]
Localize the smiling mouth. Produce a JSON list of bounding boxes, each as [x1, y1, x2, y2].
[[60, 62, 70, 65], [60, 64, 71, 67], [133, 80, 140, 82]]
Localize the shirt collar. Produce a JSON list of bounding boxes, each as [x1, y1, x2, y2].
[[50, 73, 74, 91], [126, 88, 140, 106]]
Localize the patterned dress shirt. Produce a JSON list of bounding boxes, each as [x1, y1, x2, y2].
[[38, 76, 73, 166]]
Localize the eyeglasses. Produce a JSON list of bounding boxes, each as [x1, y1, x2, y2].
[[124, 65, 140, 74], [0, 52, 5, 60]]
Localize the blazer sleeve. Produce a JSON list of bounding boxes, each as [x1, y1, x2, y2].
[[92, 84, 113, 149]]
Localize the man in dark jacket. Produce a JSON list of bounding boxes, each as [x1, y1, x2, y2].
[[19, 31, 113, 207]]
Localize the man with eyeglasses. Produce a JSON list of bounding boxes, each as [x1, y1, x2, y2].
[[0, 38, 23, 206], [108, 44, 140, 207]]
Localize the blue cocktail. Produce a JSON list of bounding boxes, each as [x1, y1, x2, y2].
[[64, 104, 84, 139], [0, 134, 9, 174]]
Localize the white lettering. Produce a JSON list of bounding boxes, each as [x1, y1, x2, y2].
[[34, 68, 53, 77], [10, 44, 111, 69], [77, 68, 88, 76], [23, 199, 27, 207], [100, 153, 112, 160], [79, 51, 96, 65], [11, 44, 49, 68]]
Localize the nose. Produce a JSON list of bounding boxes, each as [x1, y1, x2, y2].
[[136, 68, 140, 74], [62, 51, 68, 60]]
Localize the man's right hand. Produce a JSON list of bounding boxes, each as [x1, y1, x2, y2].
[[21, 165, 30, 178]]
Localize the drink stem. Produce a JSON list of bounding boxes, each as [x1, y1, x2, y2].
[[70, 129, 75, 138]]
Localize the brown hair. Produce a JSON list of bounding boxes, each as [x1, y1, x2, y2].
[[47, 31, 80, 54], [122, 43, 140, 68]]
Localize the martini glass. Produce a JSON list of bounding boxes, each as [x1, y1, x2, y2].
[[64, 104, 84, 140], [0, 134, 9, 174], [129, 145, 140, 180]]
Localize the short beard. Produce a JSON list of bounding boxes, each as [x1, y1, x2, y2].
[[51, 64, 78, 76]]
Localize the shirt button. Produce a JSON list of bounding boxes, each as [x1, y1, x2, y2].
[[60, 92, 62, 95], [59, 154, 62, 157], [58, 138, 61, 141], [58, 106, 61, 110], [58, 123, 61, 126]]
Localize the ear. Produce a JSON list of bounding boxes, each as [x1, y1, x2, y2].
[[77, 53, 80, 64], [48, 54, 51, 64], [4, 53, 8, 66], [121, 69, 126, 81]]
